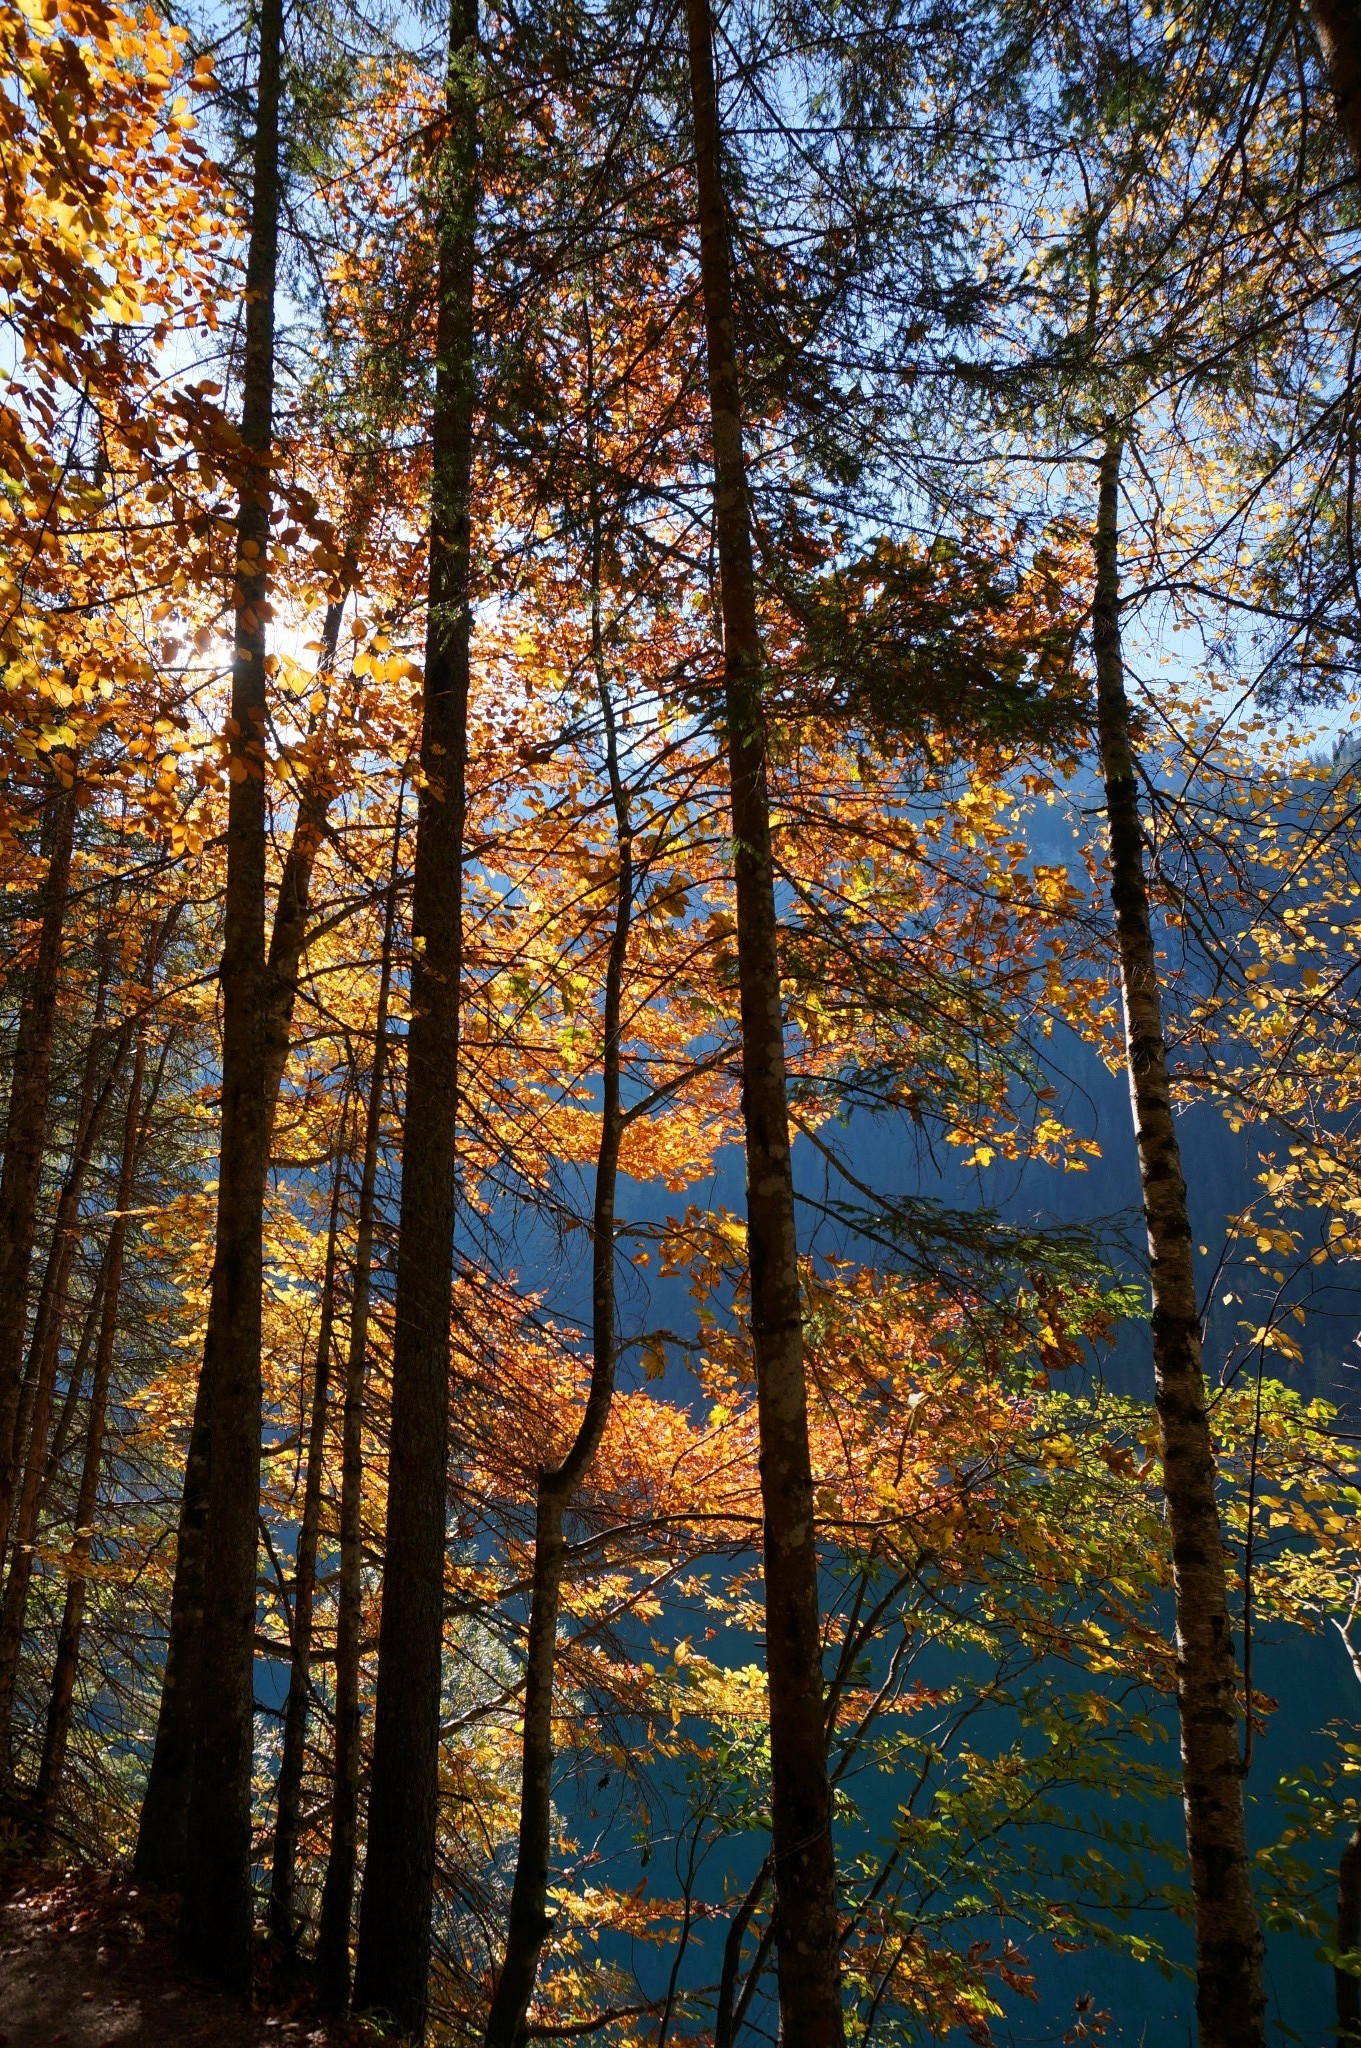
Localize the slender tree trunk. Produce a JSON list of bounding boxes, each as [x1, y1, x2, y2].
[[137, 520, 362, 1897], [0, 781, 77, 1559], [38, 1315, 101, 1509], [715, 1858, 770, 2048], [268, 1125, 347, 1949], [1338, 1820, 1361, 2044], [0, 965, 116, 1580], [37, 1033, 153, 1813], [315, 793, 403, 2014], [261, 780, 334, 1121], [261, 511, 372, 1119], [1092, 433, 1265, 2048], [680, 5, 844, 2042], [0, 1239, 107, 1788], [483, 490, 632, 2048], [1309, 0, 1361, 177], [0, 1026, 131, 1766], [351, 11, 479, 2029], [176, 0, 284, 1990]]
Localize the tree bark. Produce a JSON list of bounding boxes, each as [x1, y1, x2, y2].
[[483, 487, 632, 2048], [351, 5, 479, 2030], [134, 1321, 211, 1888], [680, 5, 844, 2043], [315, 792, 403, 2014], [37, 1032, 153, 1813], [0, 780, 77, 1559], [176, 0, 284, 1990], [267, 1121, 347, 1949], [1308, 0, 1361, 178], [1092, 432, 1265, 2048]]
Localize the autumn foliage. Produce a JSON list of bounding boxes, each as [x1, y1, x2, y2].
[[4, 0, 1361, 2043]]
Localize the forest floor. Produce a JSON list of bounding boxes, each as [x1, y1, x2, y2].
[[0, 1861, 368, 2048]]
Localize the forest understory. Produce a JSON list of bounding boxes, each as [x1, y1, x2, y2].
[[0, 1858, 367, 2048]]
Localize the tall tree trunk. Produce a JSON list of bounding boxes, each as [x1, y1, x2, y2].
[[0, 1023, 131, 1767], [1092, 433, 1265, 2048], [351, 7, 479, 2027], [0, 780, 77, 1560], [176, 0, 284, 1989], [1308, 0, 1361, 177], [483, 486, 632, 2048], [268, 1123, 347, 1949], [137, 523, 363, 1896], [36, 1032, 155, 1814], [315, 792, 403, 2014], [680, 5, 844, 2042]]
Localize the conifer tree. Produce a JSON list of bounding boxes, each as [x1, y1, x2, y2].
[[351, 0, 480, 2027], [679, 0, 844, 2036]]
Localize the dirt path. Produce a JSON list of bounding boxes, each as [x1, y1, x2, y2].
[[0, 1863, 360, 2048]]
